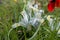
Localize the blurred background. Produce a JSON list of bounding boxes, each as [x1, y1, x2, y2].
[[0, 0, 60, 40]]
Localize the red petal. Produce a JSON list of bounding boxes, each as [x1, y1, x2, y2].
[[48, 2, 55, 12], [55, 0, 60, 7]]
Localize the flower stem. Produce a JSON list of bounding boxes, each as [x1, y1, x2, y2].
[[28, 24, 41, 40], [8, 28, 13, 40]]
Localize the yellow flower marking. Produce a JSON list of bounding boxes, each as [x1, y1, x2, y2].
[[14, 0, 17, 2], [47, 15, 51, 21], [40, 19, 44, 24], [12, 23, 20, 28], [58, 29, 60, 34]]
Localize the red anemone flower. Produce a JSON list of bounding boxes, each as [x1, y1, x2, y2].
[[48, 0, 60, 12]]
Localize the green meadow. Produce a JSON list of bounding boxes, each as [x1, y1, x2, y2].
[[0, 0, 60, 40]]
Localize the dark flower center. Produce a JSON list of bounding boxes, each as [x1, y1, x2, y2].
[[51, 0, 56, 2]]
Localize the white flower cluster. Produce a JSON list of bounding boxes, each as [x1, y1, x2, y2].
[[46, 15, 60, 35], [11, 0, 60, 37], [8, 1, 60, 40], [12, 0, 44, 29]]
